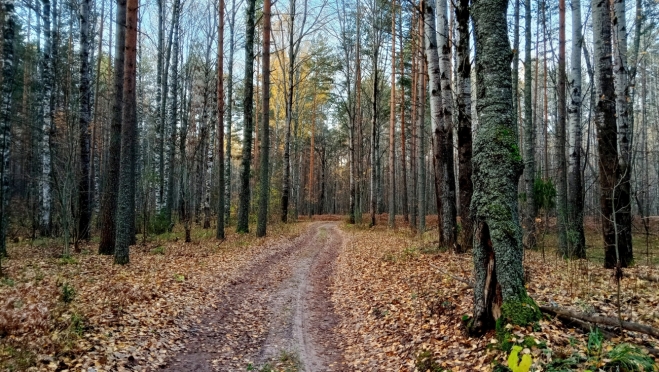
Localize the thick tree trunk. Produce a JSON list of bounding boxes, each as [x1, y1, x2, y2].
[[256, 0, 271, 237], [567, 0, 586, 257], [0, 0, 15, 258], [612, 0, 633, 267], [593, 0, 623, 269], [455, 0, 472, 251], [98, 0, 126, 255], [114, 0, 138, 265], [77, 0, 92, 241], [522, 0, 536, 249], [470, 0, 540, 334], [236, 0, 256, 233]]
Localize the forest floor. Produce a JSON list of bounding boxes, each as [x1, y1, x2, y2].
[[1, 217, 659, 371]]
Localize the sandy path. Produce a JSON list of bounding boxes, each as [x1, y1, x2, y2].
[[161, 222, 345, 371]]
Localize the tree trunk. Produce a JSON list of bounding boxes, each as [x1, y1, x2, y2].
[[256, 0, 271, 237], [436, 0, 458, 249], [0, 0, 15, 258], [40, 0, 54, 237], [388, 0, 397, 228], [592, 0, 622, 269], [165, 0, 181, 231], [369, 43, 378, 227], [470, 0, 540, 334], [557, 0, 568, 256], [612, 0, 633, 267], [567, 0, 586, 257], [399, 3, 408, 224], [455, 0, 472, 251], [281, 0, 297, 223], [98, 0, 126, 255], [236, 0, 256, 233], [522, 0, 536, 249], [77, 0, 92, 241], [416, 6, 426, 233], [216, 0, 226, 239], [424, 0, 444, 240], [225, 0, 236, 224], [114, 0, 138, 265]]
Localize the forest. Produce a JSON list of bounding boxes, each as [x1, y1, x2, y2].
[[0, 0, 659, 369]]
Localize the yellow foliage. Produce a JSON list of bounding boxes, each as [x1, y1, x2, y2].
[[507, 346, 533, 372]]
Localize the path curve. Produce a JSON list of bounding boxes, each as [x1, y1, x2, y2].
[[161, 222, 345, 371]]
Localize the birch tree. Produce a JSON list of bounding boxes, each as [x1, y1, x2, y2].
[[612, 0, 633, 267], [567, 0, 585, 258], [436, 0, 457, 249], [0, 0, 15, 258], [40, 0, 54, 237]]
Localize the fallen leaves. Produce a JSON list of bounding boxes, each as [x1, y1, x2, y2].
[[0, 223, 304, 371], [332, 223, 659, 371]]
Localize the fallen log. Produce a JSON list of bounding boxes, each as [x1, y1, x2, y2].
[[540, 306, 659, 339], [541, 306, 659, 357]]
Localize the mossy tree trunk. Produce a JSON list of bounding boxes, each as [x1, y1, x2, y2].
[[470, 0, 540, 334]]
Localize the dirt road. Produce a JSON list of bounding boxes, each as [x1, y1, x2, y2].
[[162, 222, 345, 372]]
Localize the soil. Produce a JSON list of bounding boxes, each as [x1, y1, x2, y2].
[[161, 222, 346, 372]]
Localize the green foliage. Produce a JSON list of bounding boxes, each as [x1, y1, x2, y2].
[[587, 328, 604, 357], [0, 277, 15, 287], [57, 255, 79, 265], [150, 211, 171, 235], [69, 313, 86, 336], [174, 274, 185, 282], [150, 246, 165, 255], [601, 343, 656, 371], [534, 178, 556, 211], [0, 345, 36, 371], [60, 283, 75, 304]]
